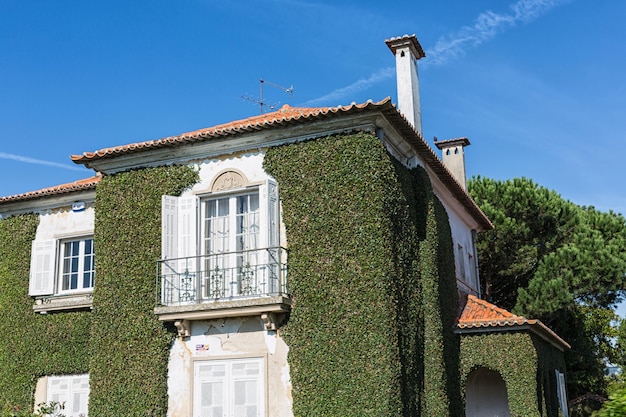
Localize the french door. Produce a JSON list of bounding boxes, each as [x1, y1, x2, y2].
[[202, 191, 261, 298]]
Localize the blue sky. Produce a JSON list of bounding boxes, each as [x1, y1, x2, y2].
[[1, 0, 625, 219]]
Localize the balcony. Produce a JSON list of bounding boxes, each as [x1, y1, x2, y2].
[[154, 247, 290, 333]]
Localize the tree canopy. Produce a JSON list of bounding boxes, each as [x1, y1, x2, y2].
[[468, 176, 626, 404]]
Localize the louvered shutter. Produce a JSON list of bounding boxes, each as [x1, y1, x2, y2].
[[194, 359, 263, 417], [195, 362, 226, 417], [178, 196, 197, 274], [47, 376, 69, 405], [232, 360, 262, 417], [70, 375, 90, 417], [266, 179, 279, 249], [260, 179, 280, 294], [47, 375, 89, 417], [161, 195, 178, 261], [29, 239, 56, 296], [161, 196, 179, 305]]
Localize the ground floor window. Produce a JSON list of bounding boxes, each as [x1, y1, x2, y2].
[[47, 374, 89, 417], [194, 357, 264, 417]]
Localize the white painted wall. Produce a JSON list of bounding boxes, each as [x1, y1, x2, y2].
[[35, 203, 95, 240], [190, 152, 269, 194], [166, 318, 292, 417]]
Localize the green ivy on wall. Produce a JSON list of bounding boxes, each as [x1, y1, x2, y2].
[[0, 214, 92, 412], [460, 331, 566, 417], [0, 164, 197, 415], [264, 131, 461, 417], [0, 133, 566, 417], [88, 165, 198, 417]]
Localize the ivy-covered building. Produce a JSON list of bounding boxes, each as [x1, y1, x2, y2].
[[0, 35, 570, 417]]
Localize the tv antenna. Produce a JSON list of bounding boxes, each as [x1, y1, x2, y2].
[[242, 78, 294, 114]]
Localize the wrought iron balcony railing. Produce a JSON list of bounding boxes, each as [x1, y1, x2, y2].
[[156, 247, 288, 307]]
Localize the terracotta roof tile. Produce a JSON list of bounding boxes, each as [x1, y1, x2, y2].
[[458, 294, 521, 325], [71, 102, 370, 163], [67, 98, 492, 230], [0, 175, 100, 204], [458, 295, 570, 350]]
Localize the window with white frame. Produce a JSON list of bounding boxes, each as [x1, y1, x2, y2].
[[29, 236, 95, 297], [194, 358, 264, 417], [555, 370, 569, 417], [161, 178, 281, 305], [46, 374, 89, 417]]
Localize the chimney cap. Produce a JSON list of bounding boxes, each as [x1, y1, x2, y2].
[[385, 34, 426, 60], [434, 137, 471, 150]]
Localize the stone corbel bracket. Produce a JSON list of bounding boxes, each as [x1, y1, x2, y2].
[[174, 319, 191, 339], [261, 312, 280, 331]]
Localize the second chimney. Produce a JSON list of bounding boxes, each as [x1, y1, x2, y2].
[[385, 34, 426, 136], [434, 137, 471, 190]]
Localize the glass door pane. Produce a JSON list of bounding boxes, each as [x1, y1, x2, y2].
[[236, 193, 260, 295], [204, 198, 230, 298]]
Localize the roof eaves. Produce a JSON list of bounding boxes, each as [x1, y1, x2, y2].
[[70, 104, 350, 164], [456, 295, 570, 351], [0, 176, 100, 204], [378, 106, 493, 230]]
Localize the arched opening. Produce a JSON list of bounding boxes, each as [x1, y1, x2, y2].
[[466, 367, 511, 417]]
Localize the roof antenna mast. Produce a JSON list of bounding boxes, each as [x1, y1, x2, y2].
[[242, 79, 294, 114]]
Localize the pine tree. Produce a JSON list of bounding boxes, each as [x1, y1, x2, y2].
[[469, 176, 626, 402]]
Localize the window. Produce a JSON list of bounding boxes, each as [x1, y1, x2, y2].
[[194, 358, 264, 417], [160, 179, 283, 305], [47, 374, 89, 417], [60, 238, 95, 292], [29, 236, 95, 297]]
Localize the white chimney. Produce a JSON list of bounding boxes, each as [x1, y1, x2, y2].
[[385, 34, 426, 136], [434, 137, 471, 190]]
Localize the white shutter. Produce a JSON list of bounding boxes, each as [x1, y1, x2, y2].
[[266, 179, 279, 249], [47, 375, 89, 417], [161, 195, 178, 261], [162, 195, 197, 304], [232, 360, 262, 417], [260, 179, 280, 294], [48, 376, 69, 405], [71, 375, 90, 417], [29, 239, 56, 296], [194, 359, 263, 417], [195, 362, 226, 417], [178, 196, 198, 273]]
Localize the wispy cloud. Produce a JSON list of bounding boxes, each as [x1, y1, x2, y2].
[[305, 0, 569, 105], [426, 0, 570, 66], [303, 67, 395, 106], [0, 152, 84, 171]]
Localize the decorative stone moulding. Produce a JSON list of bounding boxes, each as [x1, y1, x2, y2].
[[211, 170, 248, 192]]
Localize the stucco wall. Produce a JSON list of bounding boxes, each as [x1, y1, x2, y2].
[[35, 203, 95, 240], [167, 318, 292, 417]]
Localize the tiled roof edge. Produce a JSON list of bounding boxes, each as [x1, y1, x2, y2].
[[0, 176, 100, 204], [70, 100, 387, 163], [457, 295, 570, 350]]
